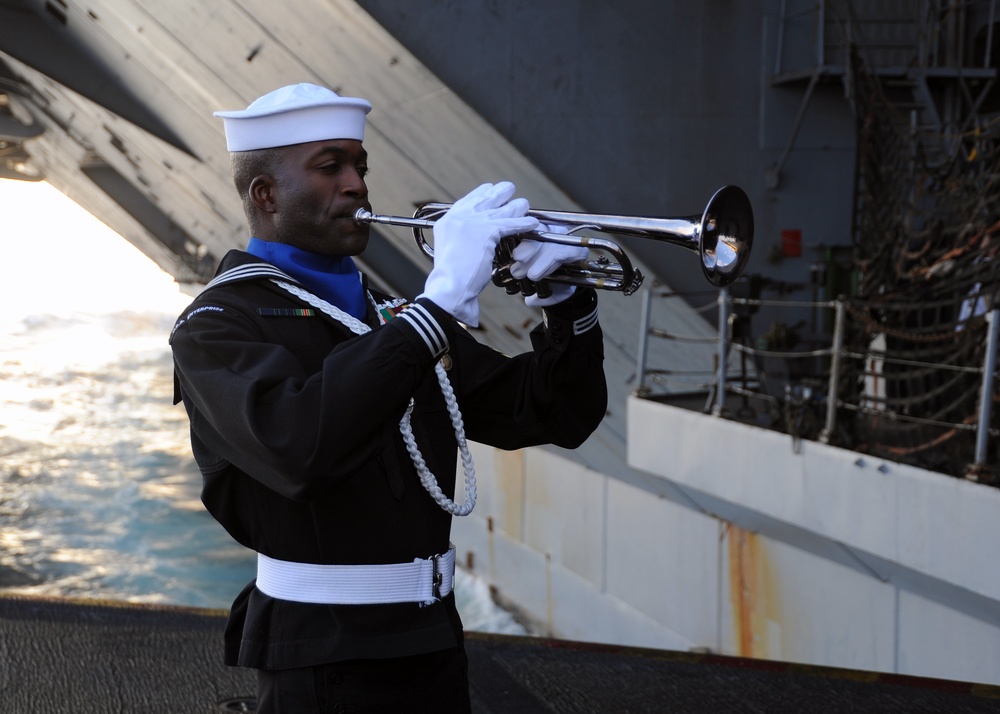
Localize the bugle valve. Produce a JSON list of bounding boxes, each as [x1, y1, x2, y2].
[[353, 185, 754, 295]]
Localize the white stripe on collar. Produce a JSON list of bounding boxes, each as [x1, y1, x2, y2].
[[203, 262, 298, 292]]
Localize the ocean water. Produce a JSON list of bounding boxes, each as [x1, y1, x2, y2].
[[0, 307, 526, 634]]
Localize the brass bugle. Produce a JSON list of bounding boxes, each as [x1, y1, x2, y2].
[[353, 185, 754, 295]]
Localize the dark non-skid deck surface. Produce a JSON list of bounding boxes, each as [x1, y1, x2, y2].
[[1, 594, 997, 713]]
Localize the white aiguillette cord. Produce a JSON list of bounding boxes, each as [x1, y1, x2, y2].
[[272, 280, 477, 516]]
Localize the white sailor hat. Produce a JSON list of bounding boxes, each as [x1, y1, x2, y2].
[[214, 83, 372, 151]]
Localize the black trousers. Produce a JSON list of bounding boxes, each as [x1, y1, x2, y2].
[[255, 645, 472, 714]]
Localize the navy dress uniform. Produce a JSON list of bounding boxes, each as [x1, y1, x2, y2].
[[170, 83, 607, 712]]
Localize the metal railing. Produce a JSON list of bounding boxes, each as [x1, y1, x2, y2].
[[634, 288, 1000, 479]]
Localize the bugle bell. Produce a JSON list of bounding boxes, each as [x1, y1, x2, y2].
[[354, 185, 753, 295]]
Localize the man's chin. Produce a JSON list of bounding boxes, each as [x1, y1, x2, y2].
[[346, 237, 369, 257], [329, 232, 369, 258]]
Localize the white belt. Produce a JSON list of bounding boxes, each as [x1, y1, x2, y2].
[[255, 546, 456, 605]]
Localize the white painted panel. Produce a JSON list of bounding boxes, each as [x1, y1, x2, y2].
[[478, 532, 551, 631], [605, 476, 720, 646], [451, 442, 526, 581], [628, 393, 795, 502], [627, 396, 1000, 603], [452, 477, 694, 651], [460, 428, 1000, 686], [896, 469, 1000, 603], [898, 589, 1000, 686], [523, 450, 606, 586], [719, 528, 897, 674], [803, 448, 900, 564], [546, 556, 694, 651], [461, 441, 521, 542]]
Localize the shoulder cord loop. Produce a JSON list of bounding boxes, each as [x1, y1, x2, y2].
[[272, 280, 476, 516]]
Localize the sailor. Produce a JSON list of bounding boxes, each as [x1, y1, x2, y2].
[[169, 83, 607, 713]]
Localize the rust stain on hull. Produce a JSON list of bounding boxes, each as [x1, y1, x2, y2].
[[495, 448, 527, 540], [727, 524, 780, 659]]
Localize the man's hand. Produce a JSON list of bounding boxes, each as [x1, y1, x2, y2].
[[418, 182, 537, 326]]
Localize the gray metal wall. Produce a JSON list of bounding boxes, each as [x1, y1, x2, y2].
[[356, 0, 859, 315]]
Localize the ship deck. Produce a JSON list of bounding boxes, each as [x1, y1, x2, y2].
[[1, 593, 998, 713]]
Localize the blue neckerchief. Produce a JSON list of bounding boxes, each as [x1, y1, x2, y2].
[[246, 238, 367, 320]]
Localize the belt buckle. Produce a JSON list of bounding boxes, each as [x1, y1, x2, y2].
[[431, 553, 444, 600]]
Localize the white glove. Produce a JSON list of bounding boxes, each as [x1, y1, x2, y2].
[[524, 283, 577, 308], [418, 182, 538, 326], [510, 237, 589, 307]]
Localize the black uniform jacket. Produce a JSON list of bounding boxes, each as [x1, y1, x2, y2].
[[169, 250, 607, 670]]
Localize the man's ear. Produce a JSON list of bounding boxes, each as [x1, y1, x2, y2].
[[249, 174, 276, 214]]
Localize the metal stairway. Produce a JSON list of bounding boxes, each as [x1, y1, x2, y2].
[[768, 0, 999, 183]]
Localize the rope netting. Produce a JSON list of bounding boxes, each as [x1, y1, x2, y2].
[[846, 53, 1000, 476]]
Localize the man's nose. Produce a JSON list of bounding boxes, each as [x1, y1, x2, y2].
[[343, 170, 367, 197]]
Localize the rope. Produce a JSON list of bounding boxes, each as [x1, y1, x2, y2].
[[273, 280, 477, 516], [845, 302, 988, 343], [400, 365, 477, 516]]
